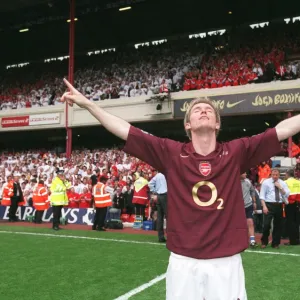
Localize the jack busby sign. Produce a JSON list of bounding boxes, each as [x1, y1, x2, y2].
[[174, 88, 300, 118]]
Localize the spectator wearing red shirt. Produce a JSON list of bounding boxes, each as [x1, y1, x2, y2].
[[182, 77, 191, 91], [210, 78, 218, 89], [195, 75, 203, 90], [203, 80, 210, 89], [190, 78, 197, 90], [79, 187, 92, 208], [223, 75, 232, 87], [67, 187, 80, 208], [101, 169, 109, 180]]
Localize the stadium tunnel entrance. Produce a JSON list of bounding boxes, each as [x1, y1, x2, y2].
[[0, 112, 294, 152]]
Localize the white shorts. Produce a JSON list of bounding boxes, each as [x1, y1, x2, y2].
[[166, 252, 247, 300]]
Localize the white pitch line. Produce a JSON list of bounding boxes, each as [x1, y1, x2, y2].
[[1, 230, 300, 258], [113, 273, 166, 300], [0, 230, 164, 246], [244, 249, 300, 257]]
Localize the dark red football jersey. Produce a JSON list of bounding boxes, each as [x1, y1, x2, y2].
[[124, 126, 281, 259]]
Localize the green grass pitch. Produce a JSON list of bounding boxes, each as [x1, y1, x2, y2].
[[0, 225, 299, 300]]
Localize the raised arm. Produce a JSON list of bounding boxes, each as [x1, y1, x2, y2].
[[61, 79, 130, 140], [275, 114, 300, 141], [62, 79, 183, 174]]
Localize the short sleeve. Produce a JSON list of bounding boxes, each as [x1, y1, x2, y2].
[[235, 128, 281, 173], [123, 126, 182, 174], [250, 183, 255, 197]]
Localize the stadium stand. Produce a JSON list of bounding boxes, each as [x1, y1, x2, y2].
[[1, 21, 300, 109], [0, 146, 299, 208]]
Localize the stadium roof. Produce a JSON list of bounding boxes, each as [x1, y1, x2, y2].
[[1, 0, 299, 21], [0, 0, 49, 12], [0, 0, 300, 65]]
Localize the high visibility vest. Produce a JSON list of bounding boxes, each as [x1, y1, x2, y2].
[[1, 181, 14, 206], [133, 177, 149, 206], [292, 143, 300, 157], [50, 177, 71, 206], [93, 182, 112, 208], [33, 184, 49, 211], [285, 177, 300, 204], [258, 165, 271, 184]]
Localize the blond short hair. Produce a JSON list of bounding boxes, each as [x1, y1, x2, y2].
[[183, 98, 221, 140]]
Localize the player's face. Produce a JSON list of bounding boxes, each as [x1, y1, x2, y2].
[[185, 103, 219, 136]]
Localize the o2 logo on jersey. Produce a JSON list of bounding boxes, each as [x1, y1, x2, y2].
[[192, 181, 224, 210], [199, 162, 211, 177]]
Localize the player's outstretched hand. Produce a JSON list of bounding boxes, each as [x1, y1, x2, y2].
[[61, 78, 91, 108]]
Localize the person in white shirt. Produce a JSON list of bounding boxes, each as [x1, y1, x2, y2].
[[105, 180, 115, 200], [0, 181, 4, 200], [25, 179, 38, 207], [74, 178, 85, 194], [260, 169, 290, 249], [253, 63, 263, 78], [79, 166, 88, 177]]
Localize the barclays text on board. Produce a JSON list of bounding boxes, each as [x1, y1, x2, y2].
[[0, 206, 95, 225]]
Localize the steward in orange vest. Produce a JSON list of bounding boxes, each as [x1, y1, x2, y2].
[[92, 176, 112, 231], [7, 172, 25, 222], [33, 180, 49, 224], [132, 172, 149, 219], [292, 142, 300, 157], [2, 176, 14, 206], [258, 162, 271, 184]]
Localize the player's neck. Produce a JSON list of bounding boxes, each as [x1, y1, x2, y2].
[[191, 133, 216, 156]]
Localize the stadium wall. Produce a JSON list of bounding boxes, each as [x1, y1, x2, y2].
[[0, 79, 300, 132]]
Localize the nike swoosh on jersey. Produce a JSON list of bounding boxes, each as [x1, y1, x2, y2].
[[180, 154, 189, 158], [226, 99, 246, 108]]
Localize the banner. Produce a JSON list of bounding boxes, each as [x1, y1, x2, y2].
[[1, 116, 29, 128], [0, 206, 95, 225], [173, 88, 300, 118], [1, 113, 60, 128], [29, 113, 60, 126]]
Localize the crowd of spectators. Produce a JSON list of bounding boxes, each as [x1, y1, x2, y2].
[[0, 22, 300, 110], [0, 142, 300, 213], [0, 149, 156, 216]]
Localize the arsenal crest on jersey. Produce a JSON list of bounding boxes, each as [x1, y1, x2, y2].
[[199, 162, 211, 176]]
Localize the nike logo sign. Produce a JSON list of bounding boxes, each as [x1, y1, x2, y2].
[[226, 100, 246, 108], [180, 154, 189, 158]]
